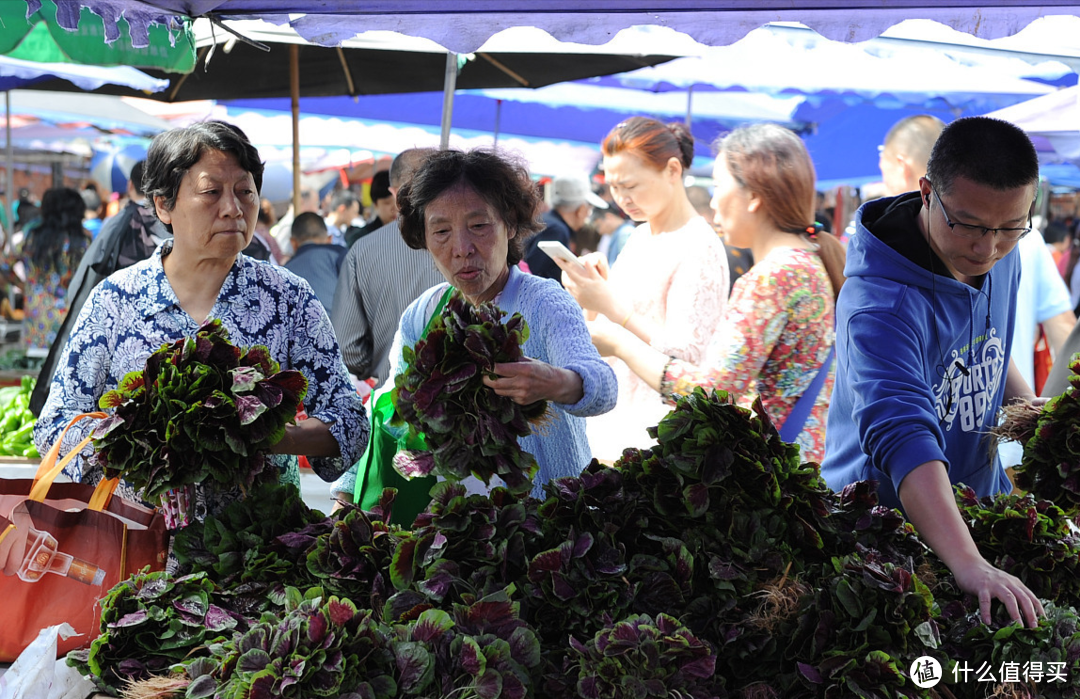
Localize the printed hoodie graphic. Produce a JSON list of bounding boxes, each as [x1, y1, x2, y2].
[[821, 192, 1018, 510]]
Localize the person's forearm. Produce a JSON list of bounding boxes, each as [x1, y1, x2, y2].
[[549, 367, 584, 405], [1003, 357, 1036, 404], [898, 461, 983, 573], [619, 312, 657, 346], [614, 332, 671, 393], [1043, 310, 1076, 358], [271, 417, 340, 457]]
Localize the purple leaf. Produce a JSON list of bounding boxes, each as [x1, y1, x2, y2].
[[237, 394, 268, 426], [108, 610, 148, 628], [394, 450, 436, 479], [231, 366, 264, 393], [459, 636, 485, 676]]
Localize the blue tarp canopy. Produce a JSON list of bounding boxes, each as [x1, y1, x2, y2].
[[54, 2, 1080, 53]]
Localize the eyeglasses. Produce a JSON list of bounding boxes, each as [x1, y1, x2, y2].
[[930, 187, 1032, 241]]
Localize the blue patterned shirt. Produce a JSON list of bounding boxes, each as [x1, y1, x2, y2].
[[34, 242, 367, 512]]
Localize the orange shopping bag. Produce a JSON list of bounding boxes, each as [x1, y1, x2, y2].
[[0, 412, 169, 661]]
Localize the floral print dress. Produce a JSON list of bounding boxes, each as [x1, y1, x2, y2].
[[18, 226, 89, 352], [661, 247, 834, 462]]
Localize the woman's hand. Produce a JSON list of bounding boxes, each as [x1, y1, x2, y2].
[[271, 416, 340, 457], [482, 357, 584, 406], [555, 253, 623, 320]]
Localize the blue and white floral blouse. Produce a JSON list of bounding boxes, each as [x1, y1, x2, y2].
[[34, 241, 367, 513]]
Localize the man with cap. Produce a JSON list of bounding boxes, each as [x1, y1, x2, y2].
[[524, 174, 608, 284]]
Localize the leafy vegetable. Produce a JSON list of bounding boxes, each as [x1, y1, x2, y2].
[[391, 292, 546, 494], [1008, 353, 1080, 515], [570, 613, 718, 699], [936, 600, 1080, 699], [91, 318, 307, 499], [173, 482, 329, 615], [387, 587, 541, 699], [955, 486, 1080, 605], [66, 570, 241, 696], [197, 587, 397, 699], [74, 388, 1080, 699]]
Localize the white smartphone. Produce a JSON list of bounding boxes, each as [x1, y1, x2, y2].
[[537, 240, 586, 270]]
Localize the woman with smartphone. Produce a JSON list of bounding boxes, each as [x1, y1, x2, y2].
[[559, 117, 729, 462], [563, 124, 845, 462]]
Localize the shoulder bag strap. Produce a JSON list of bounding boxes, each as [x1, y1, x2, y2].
[[778, 346, 835, 444], [424, 286, 455, 337]]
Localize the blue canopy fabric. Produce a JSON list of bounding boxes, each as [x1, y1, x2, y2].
[[55, 2, 1080, 54], [222, 89, 805, 161], [0, 54, 167, 92]]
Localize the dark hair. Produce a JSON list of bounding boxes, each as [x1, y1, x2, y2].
[[258, 197, 276, 227], [716, 123, 846, 299], [926, 117, 1039, 197], [370, 170, 392, 202], [143, 120, 264, 231], [129, 160, 146, 197], [1045, 220, 1071, 247], [23, 187, 89, 272], [291, 211, 328, 243], [330, 188, 359, 211], [601, 116, 694, 173], [397, 148, 543, 266]]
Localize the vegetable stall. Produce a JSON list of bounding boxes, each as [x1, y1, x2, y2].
[[0, 376, 41, 461], [8, 305, 1080, 698]]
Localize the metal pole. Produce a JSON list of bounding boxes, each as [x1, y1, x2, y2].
[[493, 99, 502, 148], [685, 85, 694, 128], [5, 91, 12, 248], [440, 52, 459, 150], [290, 44, 301, 214]]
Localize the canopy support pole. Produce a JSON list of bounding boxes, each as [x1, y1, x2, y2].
[[335, 47, 357, 96], [290, 44, 301, 214], [440, 52, 458, 150], [493, 99, 502, 148], [5, 91, 12, 249], [685, 85, 693, 128]]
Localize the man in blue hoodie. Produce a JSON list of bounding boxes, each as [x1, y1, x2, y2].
[[822, 116, 1044, 628]]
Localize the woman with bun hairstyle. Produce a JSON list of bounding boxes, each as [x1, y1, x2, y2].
[[559, 117, 729, 460], [582, 123, 845, 462]]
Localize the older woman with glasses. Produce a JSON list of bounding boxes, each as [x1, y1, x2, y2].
[[822, 116, 1045, 630]]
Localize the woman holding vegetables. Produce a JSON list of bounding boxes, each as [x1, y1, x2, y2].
[[561, 124, 845, 462], [34, 121, 366, 516], [332, 148, 617, 517]]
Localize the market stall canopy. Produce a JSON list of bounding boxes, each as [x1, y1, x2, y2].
[[152, 101, 611, 183], [985, 86, 1080, 162], [49, 1, 1080, 52], [0, 54, 168, 92], [4, 0, 193, 70], [4, 90, 172, 134], [221, 87, 807, 162], [586, 26, 1056, 113], [30, 20, 686, 101]]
